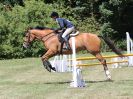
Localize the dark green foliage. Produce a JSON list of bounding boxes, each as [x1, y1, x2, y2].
[[0, 0, 24, 6], [0, 0, 132, 59], [0, 0, 54, 59]]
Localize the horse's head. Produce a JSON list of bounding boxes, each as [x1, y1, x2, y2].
[[23, 26, 56, 49], [23, 28, 35, 49]]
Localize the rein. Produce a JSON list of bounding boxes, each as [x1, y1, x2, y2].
[[34, 30, 57, 43], [42, 33, 57, 42], [40, 31, 56, 40]]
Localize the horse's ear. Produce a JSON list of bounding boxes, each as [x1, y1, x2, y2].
[[25, 27, 32, 32], [27, 27, 33, 31], [23, 27, 31, 36]]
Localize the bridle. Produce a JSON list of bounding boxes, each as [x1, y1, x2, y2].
[[24, 31, 31, 45]]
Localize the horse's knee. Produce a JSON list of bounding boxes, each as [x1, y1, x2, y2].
[[41, 50, 57, 61]]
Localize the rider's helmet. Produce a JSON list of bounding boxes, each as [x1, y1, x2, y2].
[[50, 12, 59, 18]]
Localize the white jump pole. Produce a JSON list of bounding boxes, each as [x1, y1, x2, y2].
[[126, 32, 133, 66], [70, 36, 85, 87], [126, 32, 130, 54]]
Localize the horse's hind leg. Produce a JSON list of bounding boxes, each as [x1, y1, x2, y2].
[[92, 52, 111, 80]]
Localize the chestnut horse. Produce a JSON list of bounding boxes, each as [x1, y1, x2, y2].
[[23, 27, 123, 80]]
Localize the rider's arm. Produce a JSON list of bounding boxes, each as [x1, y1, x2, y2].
[[56, 18, 65, 30]]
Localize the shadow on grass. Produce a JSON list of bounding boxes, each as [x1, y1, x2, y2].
[[44, 81, 70, 85], [43, 80, 114, 85], [86, 80, 114, 83], [5, 79, 132, 85]]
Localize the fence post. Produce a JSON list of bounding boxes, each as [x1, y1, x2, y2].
[[70, 36, 85, 87], [126, 32, 133, 66]]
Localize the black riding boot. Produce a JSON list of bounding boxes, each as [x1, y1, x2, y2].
[[63, 37, 71, 50]]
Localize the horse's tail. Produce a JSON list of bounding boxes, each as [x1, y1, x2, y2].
[[98, 35, 124, 56]]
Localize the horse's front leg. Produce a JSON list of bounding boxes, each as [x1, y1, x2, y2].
[[41, 49, 57, 72]]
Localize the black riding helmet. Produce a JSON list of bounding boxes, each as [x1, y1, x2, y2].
[[50, 12, 59, 18]]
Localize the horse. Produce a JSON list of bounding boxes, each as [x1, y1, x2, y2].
[[23, 26, 123, 80]]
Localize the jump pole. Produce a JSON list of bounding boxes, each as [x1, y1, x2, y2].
[[70, 36, 85, 87], [126, 32, 133, 66]]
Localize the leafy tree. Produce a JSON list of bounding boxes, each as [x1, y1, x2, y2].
[[0, 0, 133, 59], [0, 0, 24, 6]]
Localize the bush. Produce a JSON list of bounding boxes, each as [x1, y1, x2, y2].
[[0, 0, 55, 59], [0, 0, 130, 59]]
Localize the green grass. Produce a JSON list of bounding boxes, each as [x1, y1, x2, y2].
[[0, 56, 133, 99]]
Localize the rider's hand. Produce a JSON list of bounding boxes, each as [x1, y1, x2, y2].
[[54, 29, 62, 33], [54, 29, 58, 32]]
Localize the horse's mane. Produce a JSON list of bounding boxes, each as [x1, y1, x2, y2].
[[31, 26, 54, 30]]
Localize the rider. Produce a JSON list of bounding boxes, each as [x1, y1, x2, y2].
[[50, 11, 75, 50]]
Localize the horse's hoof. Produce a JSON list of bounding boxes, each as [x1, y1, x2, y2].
[[52, 67, 56, 71]]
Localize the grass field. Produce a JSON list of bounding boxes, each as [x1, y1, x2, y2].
[[0, 56, 133, 99]]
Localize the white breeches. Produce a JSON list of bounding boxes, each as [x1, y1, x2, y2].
[[62, 27, 75, 38]]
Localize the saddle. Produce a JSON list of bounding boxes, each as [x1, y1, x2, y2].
[[57, 29, 79, 54]]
